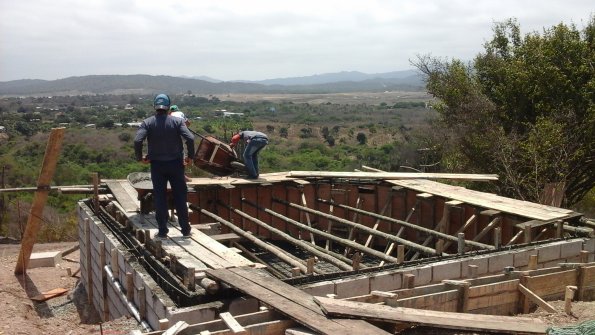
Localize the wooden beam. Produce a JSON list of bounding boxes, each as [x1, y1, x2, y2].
[[288, 171, 499, 181], [219, 312, 246, 334], [518, 284, 556, 313], [15, 127, 65, 274], [313, 297, 546, 334]]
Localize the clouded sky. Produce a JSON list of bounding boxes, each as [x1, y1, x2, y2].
[[0, 0, 592, 82]]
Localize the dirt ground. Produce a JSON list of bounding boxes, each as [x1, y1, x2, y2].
[[0, 242, 594, 335]]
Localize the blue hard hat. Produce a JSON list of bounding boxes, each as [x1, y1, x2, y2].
[[153, 94, 171, 111]]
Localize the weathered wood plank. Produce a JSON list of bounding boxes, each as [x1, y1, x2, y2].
[[314, 296, 546, 334], [105, 180, 140, 213], [206, 267, 389, 335], [289, 171, 498, 181]]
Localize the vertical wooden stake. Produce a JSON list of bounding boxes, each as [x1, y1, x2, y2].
[[291, 267, 301, 277], [397, 245, 405, 264], [579, 250, 589, 263], [159, 319, 169, 330], [457, 233, 465, 255], [556, 220, 563, 238], [524, 226, 532, 243], [306, 257, 315, 274], [111, 248, 119, 279], [352, 252, 362, 271], [494, 227, 501, 250], [564, 286, 577, 315], [85, 218, 93, 303], [92, 172, 100, 211], [126, 272, 134, 302], [577, 266, 586, 301], [435, 240, 444, 255], [467, 265, 478, 279], [14, 127, 65, 274], [99, 241, 109, 320], [403, 274, 415, 289], [528, 255, 538, 271], [138, 287, 146, 320]]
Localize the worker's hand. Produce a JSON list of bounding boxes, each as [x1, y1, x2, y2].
[[184, 157, 192, 166], [141, 155, 150, 164], [229, 143, 235, 148]]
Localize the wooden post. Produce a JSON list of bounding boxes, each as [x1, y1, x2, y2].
[[467, 265, 478, 279], [126, 272, 134, 302], [397, 244, 405, 264], [494, 227, 501, 250], [99, 241, 109, 320], [524, 226, 532, 243], [92, 172, 100, 211], [528, 255, 538, 270], [159, 319, 170, 330], [520, 275, 531, 314], [14, 128, 65, 274], [435, 239, 444, 255], [291, 267, 301, 277], [577, 266, 587, 301], [564, 286, 577, 315], [85, 218, 93, 303], [556, 220, 563, 238], [306, 257, 315, 274], [579, 250, 589, 263], [138, 287, 146, 320], [403, 273, 415, 289], [457, 233, 465, 255], [187, 267, 196, 291], [111, 248, 119, 279], [352, 252, 362, 271]]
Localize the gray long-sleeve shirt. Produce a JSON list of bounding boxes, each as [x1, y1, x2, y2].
[[134, 114, 195, 161]]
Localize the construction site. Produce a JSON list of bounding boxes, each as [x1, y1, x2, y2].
[[10, 128, 595, 335]]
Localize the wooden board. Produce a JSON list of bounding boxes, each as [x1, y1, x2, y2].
[[289, 171, 498, 181], [314, 296, 546, 334], [206, 267, 389, 335], [104, 180, 140, 213], [389, 179, 575, 221]]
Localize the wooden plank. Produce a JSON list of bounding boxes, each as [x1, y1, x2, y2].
[[467, 280, 519, 311], [518, 284, 556, 313], [105, 180, 140, 212], [289, 171, 498, 181], [206, 267, 389, 335], [527, 270, 578, 298], [314, 296, 547, 334], [189, 229, 254, 267], [219, 312, 246, 334], [389, 179, 574, 221], [15, 127, 65, 274]]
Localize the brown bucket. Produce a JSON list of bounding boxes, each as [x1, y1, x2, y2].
[[193, 136, 238, 176]]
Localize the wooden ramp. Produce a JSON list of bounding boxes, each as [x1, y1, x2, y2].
[[207, 267, 390, 335], [314, 296, 547, 334]]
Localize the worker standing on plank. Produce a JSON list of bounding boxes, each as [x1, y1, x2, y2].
[[134, 93, 194, 238], [229, 130, 268, 179]]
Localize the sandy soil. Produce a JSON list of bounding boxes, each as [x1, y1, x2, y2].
[[1, 242, 594, 335], [0, 242, 137, 335]]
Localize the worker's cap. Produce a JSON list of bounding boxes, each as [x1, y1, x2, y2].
[[153, 93, 171, 111], [170, 105, 179, 111]]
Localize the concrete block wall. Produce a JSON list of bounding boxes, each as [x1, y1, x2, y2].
[[302, 237, 595, 298], [78, 201, 222, 331]]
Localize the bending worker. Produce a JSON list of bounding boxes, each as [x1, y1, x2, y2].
[[134, 93, 195, 238], [230, 130, 268, 179]]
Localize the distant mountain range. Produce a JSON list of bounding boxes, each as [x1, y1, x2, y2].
[[0, 70, 424, 96]]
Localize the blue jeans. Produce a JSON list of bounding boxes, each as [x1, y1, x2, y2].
[[243, 137, 268, 178], [150, 159, 191, 235]]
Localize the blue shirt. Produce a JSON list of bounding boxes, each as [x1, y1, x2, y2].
[[134, 114, 195, 162]]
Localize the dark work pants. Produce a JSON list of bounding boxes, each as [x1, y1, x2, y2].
[[150, 159, 191, 235], [243, 137, 268, 178]]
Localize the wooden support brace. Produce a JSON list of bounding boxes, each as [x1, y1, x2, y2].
[[159, 319, 170, 330], [126, 272, 134, 302], [352, 252, 362, 271], [306, 257, 315, 274], [518, 284, 556, 313], [219, 312, 246, 334], [457, 233, 465, 255], [99, 241, 109, 320]]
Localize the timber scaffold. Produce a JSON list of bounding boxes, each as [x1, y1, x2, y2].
[[77, 170, 594, 335]]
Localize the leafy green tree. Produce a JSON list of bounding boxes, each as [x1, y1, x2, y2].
[[413, 17, 595, 205]]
